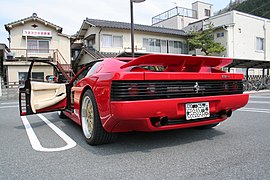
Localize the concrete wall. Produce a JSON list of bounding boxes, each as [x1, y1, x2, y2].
[[153, 16, 179, 29], [203, 11, 270, 61], [233, 11, 270, 61]]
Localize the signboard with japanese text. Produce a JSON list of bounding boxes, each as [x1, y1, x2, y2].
[[22, 30, 52, 37]]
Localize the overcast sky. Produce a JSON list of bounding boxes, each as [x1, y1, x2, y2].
[[0, 0, 230, 45]]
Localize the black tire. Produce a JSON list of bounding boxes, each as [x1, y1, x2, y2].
[[81, 90, 117, 145], [58, 111, 67, 119], [195, 123, 220, 130]]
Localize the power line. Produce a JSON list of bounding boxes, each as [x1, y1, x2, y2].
[[261, 9, 270, 17], [247, 0, 270, 14]]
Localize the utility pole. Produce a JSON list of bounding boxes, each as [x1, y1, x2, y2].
[[0, 76, 2, 97], [130, 0, 146, 57]]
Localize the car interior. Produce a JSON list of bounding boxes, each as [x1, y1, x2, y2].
[[30, 81, 66, 113]]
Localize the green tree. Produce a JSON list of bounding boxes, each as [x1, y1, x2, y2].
[[187, 24, 226, 56]]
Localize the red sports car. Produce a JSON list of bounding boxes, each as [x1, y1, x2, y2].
[[19, 54, 249, 145]]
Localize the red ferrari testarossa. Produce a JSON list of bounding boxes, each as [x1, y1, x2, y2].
[[19, 54, 249, 145]]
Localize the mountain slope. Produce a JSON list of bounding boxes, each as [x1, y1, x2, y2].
[[235, 0, 270, 19], [216, 0, 270, 19]]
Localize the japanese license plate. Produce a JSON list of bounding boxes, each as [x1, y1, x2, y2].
[[185, 102, 210, 120]]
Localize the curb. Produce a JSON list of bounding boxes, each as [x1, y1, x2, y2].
[[244, 90, 270, 94]]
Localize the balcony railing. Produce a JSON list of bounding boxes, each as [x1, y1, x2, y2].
[[152, 7, 197, 25], [6, 48, 57, 62], [5, 48, 74, 78]]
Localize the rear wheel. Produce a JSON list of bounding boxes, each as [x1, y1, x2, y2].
[[81, 90, 117, 145], [195, 123, 220, 129]]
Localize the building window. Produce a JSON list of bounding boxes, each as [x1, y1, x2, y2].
[[27, 39, 49, 53], [205, 9, 211, 16], [143, 38, 166, 53], [217, 32, 224, 38], [32, 72, 44, 81], [18, 72, 44, 83], [168, 40, 183, 54], [101, 34, 123, 48], [143, 38, 185, 54], [18, 72, 28, 84], [256, 37, 264, 51], [113, 36, 123, 48]]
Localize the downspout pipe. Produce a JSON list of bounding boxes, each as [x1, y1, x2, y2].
[[98, 28, 102, 52], [263, 20, 267, 61], [263, 20, 267, 76]]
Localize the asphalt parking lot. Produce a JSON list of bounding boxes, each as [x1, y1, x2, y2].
[[1, 92, 270, 179]]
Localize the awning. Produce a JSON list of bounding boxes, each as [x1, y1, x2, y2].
[[226, 59, 270, 69]]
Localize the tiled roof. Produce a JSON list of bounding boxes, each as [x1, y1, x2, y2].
[[86, 18, 187, 36], [5, 13, 62, 33]]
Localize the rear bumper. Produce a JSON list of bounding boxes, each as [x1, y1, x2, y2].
[[105, 94, 249, 132]]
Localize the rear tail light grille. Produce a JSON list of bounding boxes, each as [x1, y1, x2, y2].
[[111, 80, 243, 101]]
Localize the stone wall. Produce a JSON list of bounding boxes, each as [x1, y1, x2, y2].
[[0, 87, 19, 101]]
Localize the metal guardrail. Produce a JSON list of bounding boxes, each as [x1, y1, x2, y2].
[[6, 48, 56, 62], [1, 81, 21, 88]]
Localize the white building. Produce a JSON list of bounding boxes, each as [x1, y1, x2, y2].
[[152, 1, 213, 30], [184, 10, 270, 75], [74, 18, 188, 68], [4, 13, 71, 83]]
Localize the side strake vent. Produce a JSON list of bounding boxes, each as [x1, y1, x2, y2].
[[111, 80, 243, 101]]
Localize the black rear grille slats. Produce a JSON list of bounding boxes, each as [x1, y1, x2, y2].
[[111, 80, 243, 101]]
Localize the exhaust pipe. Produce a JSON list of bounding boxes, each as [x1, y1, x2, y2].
[[154, 116, 168, 127], [218, 109, 232, 118], [160, 116, 168, 126], [226, 109, 232, 117], [218, 110, 227, 118]]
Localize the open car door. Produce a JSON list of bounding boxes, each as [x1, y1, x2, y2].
[[19, 60, 70, 116]]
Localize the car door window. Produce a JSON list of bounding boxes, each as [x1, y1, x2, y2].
[[73, 61, 102, 85], [86, 62, 102, 77]]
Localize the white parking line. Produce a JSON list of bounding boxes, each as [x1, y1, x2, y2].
[[0, 105, 18, 109], [21, 114, 76, 152], [250, 96, 270, 99], [248, 101, 270, 104], [0, 102, 19, 105], [239, 107, 270, 114]]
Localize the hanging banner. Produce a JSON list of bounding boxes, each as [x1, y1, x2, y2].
[[23, 30, 52, 37]]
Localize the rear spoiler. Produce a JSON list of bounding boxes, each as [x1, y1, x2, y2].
[[121, 54, 232, 72]]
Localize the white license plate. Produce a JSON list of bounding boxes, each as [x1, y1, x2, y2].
[[185, 102, 210, 120]]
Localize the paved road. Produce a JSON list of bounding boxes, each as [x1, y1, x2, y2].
[[1, 92, 270, 179]]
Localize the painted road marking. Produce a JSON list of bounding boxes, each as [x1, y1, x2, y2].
[[239, 107, 270, 114], [250, 96, 270, 99], [0, 102, 19, 105], [248, 101, 270, 104], [0, 105, 18, 109], [21, 114, 76, 152]]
